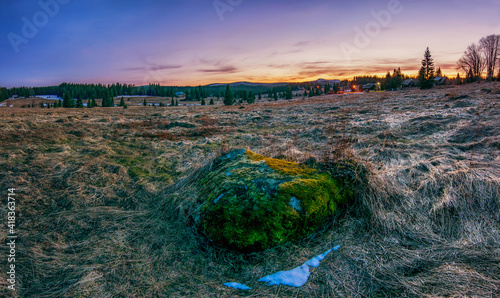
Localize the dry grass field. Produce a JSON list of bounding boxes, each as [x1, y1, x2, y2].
[[1, 82, 499, 297]]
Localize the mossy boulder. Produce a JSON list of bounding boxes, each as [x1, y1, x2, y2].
[[195, 149, 354, 252]]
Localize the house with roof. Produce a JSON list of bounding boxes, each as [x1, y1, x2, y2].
[[402, 79, 419, 88], [434, 76, 447, 86], [362, 83, 379, 91]]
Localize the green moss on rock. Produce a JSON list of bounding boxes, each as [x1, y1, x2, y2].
[[196, 149, 354, 252]]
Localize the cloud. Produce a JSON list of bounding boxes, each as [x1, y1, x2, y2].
[[198, 66, 239, 73], [123, 64, 182, 71], [293, 41, 310, 47]]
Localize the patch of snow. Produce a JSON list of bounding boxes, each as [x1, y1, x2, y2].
[[224, 282, 251, 290], [36, 95, 62, 100], [289, 196, 302, 211], [117, 95, 150, 97], [226, 172, 232, 176], [259, 264, 311, 287], [305, 245, 340, 267], [258, 245, 340, 288]]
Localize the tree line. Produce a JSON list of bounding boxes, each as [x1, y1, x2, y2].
[[2, 34, 498, 106]]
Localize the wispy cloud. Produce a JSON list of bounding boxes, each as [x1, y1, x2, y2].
[[198, 66, 239, 73], [123, 64, 182, 71]]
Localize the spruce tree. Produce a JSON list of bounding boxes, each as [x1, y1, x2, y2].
[[247, 92, 255, 104], [223, 85, 234, 106], [76, 94, 83, 108], [324, 84, 330, 94], [63, 93, 75, 108], [201, 98, 206, 106], [143, 98, 147, 107], [119, 96, 125, 107], [171, 97, 175, 106], [209, 98, 215, 105], [419, 47, 435, 89], [436, 67, 442, 77], [285, 86, 293, 99]]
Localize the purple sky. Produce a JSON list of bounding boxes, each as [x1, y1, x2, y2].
[[1, 0, 499, 87]]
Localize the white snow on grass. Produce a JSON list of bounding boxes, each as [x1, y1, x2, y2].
[[259, 264, 311, 287], [223, 245, 341, 290], [36, 95, 62, 100], [304, 245, 340, 267], [258, 245, 340, 288], [224, 282, 252, 290]]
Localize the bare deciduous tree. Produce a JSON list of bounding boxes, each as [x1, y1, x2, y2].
[[458, 43, 485, 82], [479, 34, 500, 81]]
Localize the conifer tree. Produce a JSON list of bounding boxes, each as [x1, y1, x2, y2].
[[143, 98, 147, 107], [171, 97, 175, 106], [201, 98, 206, 106], [247, 91, 255, 104], [419, 47, 435, 89], [0, 88, 6, 102], [324, 84, 330, 94], [223, 85, 235, 106], [209, 98, 215, 105], [63, 93, 75, 108], [285, 86, 293, 99], [76, 94, 83, 108], [436, 67, 442, 77], [119, 96, 125, 107]]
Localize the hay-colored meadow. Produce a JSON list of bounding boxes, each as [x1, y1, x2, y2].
[[1, 82, 499, 297]]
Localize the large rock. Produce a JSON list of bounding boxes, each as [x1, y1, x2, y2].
[[194, 149, 354, 252]]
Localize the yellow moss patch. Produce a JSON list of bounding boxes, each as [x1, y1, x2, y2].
[[245, 150, 316, 176]]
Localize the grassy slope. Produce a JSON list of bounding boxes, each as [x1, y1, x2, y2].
[[0, 83, 499, 297]]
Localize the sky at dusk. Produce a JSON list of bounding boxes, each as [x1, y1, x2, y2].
[[1, 0, 499, 87]]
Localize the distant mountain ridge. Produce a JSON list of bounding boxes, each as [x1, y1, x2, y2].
[[204, 79, 341, 88]]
